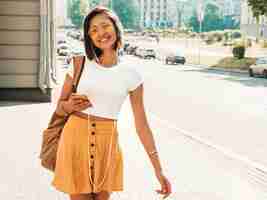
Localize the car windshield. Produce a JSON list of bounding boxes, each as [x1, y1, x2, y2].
[[256, 58, 267, 64]]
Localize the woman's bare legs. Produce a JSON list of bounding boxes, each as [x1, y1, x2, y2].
[[69, 193, 94, 200], [95, 191, 111, 200]]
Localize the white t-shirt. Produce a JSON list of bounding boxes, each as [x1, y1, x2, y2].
[[76, 57, 143, 120]]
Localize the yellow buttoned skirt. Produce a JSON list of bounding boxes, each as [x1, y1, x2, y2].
[[52, 114, 123, 194]]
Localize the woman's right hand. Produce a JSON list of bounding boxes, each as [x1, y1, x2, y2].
[[63, 93, 92, 113]]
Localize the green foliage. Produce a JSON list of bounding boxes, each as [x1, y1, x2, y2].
[[248, 0, 267, 21], [188, 3, 224, 32], [112, 0, 140, 29], [188, 10, 200, 32], [69, 0, 84, 28], [213, 57, 256, 70], [232, 45, 246, 59], [202, 4, 224, 32]]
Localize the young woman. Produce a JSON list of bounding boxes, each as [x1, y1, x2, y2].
[[52, 6, 172, 200]]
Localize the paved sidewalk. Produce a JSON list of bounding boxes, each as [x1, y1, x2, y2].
[[0, 100, 266, 200]]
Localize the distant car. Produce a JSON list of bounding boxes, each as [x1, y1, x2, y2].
[[249, 57, 267, 78], [135, 48, 156, 59], [57, 39, 67, 45], [58, 48, 71, 56], [126, 45, 138, 55], [57, 43, 70, 54], [71, 47, 84, 55], [67, 30, 81, 40], [165, 50, 186, 65]]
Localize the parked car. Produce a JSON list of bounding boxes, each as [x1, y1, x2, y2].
[[249, 57, 267, 78], [135, 48, 156, 59], [125, 45, 138, 55], [67, 30, 81, 40], [58, 48, 71, 56], [57, 39, 67, 45], [57, 43, 70, 55], [165, 50, 186, 65]]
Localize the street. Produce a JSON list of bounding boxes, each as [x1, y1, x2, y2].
[[0, 55, 267, 199]]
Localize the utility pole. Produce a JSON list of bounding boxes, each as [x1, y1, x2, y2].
[[176, 0, 186, 29], [197, 0, 204, 65]]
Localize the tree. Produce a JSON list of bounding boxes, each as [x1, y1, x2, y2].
[[248, 0, 267, 42], [188, 10, 200, 32], [69, 0, 84, 28], [202, 3, 224, 32], [112, 0, 140, 29], [188, 3, 224, 32]]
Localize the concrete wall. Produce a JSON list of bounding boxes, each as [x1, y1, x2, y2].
[[0, 0, 40, 88]]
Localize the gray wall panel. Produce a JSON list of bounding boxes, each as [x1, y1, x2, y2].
[[0, 31, 39, 45], [0, 46, 39, 59], [0, 75, 37, 88], [0, 1, 39, 15], [0, 16, 39, 30], [0, 60, 38, 74]]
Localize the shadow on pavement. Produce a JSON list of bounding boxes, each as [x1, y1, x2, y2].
[[180, 68, 267, 88], [0, 101, 44, 107]]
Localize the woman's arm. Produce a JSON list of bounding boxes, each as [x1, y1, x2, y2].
[[129, 84, 162, 174]]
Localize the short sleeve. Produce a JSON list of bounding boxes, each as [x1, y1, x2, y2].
[[128, 68, 144, 92]]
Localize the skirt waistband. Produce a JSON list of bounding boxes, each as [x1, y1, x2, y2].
[[71, 112, 117, 126]]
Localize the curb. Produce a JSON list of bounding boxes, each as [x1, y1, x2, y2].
[[186, 63, 249, 75], [154, 55, 249, 75]]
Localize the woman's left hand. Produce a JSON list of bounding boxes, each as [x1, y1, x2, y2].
[[155, 171, 172, 199]]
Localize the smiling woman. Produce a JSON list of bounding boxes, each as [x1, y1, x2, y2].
[[51, 6, 172, 200]]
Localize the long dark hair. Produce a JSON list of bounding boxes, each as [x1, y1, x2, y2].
[[83, 6, 124, 61]]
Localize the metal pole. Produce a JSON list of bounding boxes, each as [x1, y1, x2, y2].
[[198, 20, 202, 65]]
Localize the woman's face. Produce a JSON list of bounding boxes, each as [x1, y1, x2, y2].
[[88, 13, 117, 51]]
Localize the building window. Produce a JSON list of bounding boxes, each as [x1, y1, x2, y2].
[[144, 0, 147, 6], [163, 12, 167, 20], [151, 13, 154, 20]]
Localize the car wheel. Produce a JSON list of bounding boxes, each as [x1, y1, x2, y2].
[[263, 70, 267, 78], [249, 68, 254, 77]]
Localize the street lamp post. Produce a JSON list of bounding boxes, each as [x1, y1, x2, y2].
[[197, 0, 204, 65]]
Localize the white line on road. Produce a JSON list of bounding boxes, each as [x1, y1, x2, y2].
[[150, 112, 267, 175]]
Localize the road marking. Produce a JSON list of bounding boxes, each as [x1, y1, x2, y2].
[[150, 112, 267, 174]]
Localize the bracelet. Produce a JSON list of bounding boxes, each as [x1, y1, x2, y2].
[[148, 150, 158, 157]]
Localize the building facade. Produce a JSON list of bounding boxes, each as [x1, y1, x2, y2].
[[0, 0, 56, 101], [138, 0, 178, 29], [240, 0, 267, 39]]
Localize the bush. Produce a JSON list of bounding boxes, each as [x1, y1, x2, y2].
[[205, 35, 214, 45], [261, 40, 267, 48], [212, 57, 256, 70], [212, 32, 224, 42], [232, 45, 246, 59], [231, 31, 242, 39]]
